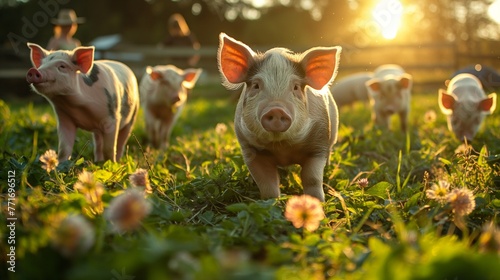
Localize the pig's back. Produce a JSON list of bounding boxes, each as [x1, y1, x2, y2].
[[95, 60, 139, 124], [449, 73, 482, 88], [331, 72, 373, 106], [449, 73, 485, 101], [97, 60, 136, 85]]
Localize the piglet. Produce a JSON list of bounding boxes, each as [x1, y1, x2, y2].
[[217, 33, 341, 201], [140, 65, 202, 148], [26, 43, 139, 162], [365, 64, 412, 131], [331, 72, 373, 107], [438, 73, 497, 142]]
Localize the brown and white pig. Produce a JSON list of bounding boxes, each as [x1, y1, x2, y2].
[[438, 73, 497, 142], [331, 72, 373, 107], [217, 33, 341, 201], [140, 65, 202, 148], [365, 64, 412, 131], [26, 43, 139, 162]]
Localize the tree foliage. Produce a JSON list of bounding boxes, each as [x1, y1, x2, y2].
[[0, 0, 499, 51]]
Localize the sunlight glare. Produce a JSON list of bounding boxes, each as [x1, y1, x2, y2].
[[488, 0, 500, 24], [250, 0, 271, 8], [372, 0, 403, 40]]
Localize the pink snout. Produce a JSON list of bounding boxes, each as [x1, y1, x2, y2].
[[26, 68, 43, 84], [261, 107, 292, 132]]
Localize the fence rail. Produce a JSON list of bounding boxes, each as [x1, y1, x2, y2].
[[1, 41, 499, 96], [101, 42, 500, 82]]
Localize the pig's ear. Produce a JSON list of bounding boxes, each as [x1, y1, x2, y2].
[[182, 68, 202, 90], [27, 43, 48, 68], [399, 74, 412, 89], [146, 67, 162, 81], [438, 89, 456, 115], [218, 33, 256, 88], [301, 46, 342, 90], [366, 79, 381, 95], [72, 46, 95, 74], [478, 93, 497, 114]]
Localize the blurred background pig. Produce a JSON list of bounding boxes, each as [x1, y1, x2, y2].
[[26, 43, 139, 162], [331, 72, 373, 107], [140, 65, 202, 148], [217, 33, 341, 201], [365, 64, 412, 131], [438, 73, 497, 142]]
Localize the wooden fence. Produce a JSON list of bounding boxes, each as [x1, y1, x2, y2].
[[100, 41, 500, 91], [1, 40, 499, 97]]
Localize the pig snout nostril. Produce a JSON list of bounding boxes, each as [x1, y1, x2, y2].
[[26, 68, 42, 83], [261, 108, 292, 132]]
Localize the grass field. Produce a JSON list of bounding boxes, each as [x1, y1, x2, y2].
[[1, 83, 500, 280]]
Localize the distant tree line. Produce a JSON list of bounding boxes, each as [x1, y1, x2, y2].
[[1, 0, 498, 52]]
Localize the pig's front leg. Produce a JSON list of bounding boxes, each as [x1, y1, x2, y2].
[[56, 112, 76, 161], [301, 157, 327, 201], [144, 115, 159, 148], [243, 148, 281, 199], [158, 122, 174, 149], [373, 111, 390, 129], [399, 110, 408, 132]]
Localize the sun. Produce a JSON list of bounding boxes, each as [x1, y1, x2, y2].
[[372, 0, 403, 40], [488, 0, 500, 24]]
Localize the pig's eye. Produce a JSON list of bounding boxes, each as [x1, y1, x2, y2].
[[247, 80, 261, 97], [58, 64, 67, 71], [292, 83, 305, 100]]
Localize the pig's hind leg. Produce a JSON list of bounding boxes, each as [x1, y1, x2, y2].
[[116, 104, 138, 159], [116, 120, 135, 160], [97, 123, 119, 162], [93, 132, 105, 162]]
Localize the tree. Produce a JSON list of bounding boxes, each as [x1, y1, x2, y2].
[[401, 0, 500, 44], [2, 0, 499, 49]]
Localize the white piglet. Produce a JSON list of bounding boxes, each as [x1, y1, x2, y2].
[[140, 65, 202, 148], [365, 64, 412, 131], [331, 72, 373, 107], [217, 33, 341, 201], [438, 73, 497, 142], [26, 43, 139, 162]]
